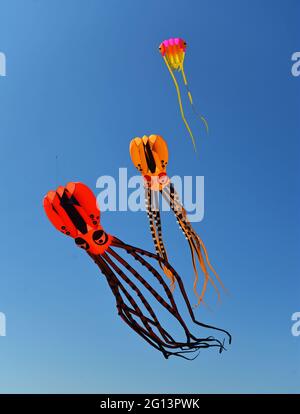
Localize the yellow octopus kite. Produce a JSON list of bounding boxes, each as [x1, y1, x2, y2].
[[159, 37, 209, 151]]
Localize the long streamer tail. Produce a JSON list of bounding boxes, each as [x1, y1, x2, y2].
[[162, 184, 225, 306], [110, 237, 232, 345], [163, 56, 197, 152], [180, 63, 209, 134], [145, 188, 176, 290]]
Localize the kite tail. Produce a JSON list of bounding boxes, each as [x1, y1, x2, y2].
[[176, 209, 219, 306], [180, 63, 209, 134], [198, 236, 227, 294], [163, 56, 197, 152], [145, 188, 176, 290], [162, 184, 224, 306]]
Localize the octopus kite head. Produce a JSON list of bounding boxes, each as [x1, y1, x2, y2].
[[159, 38, 186, 70], [129, 134, 170, 191], [74, 228, 111, 255], [43, 182, 112, 255]]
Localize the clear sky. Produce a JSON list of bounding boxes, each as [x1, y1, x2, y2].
[[0, 0, 299, 393]]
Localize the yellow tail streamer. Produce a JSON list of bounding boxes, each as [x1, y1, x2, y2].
[[180, 64, 209, 134], [193, 237, 221, 302], [163, 56, 197, 152], [188, 237, 212, 309], [198, 237, 228, 294], [187, 238, 201, 305], [179, 214, 221, 304], [165, 187, 224, 303]]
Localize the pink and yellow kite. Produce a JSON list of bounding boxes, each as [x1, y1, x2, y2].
[[159, 37, 208, 151]]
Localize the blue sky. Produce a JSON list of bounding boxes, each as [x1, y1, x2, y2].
[[0, 0, 299, 393]]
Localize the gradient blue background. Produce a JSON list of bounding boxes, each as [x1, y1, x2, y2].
[[0, 0, 299, 393]]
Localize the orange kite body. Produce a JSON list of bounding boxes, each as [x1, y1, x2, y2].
[[130, 134, 226, 306], [44, 182, 112, 255], [43, 181, 231, 359], [129, 134, 169, 191]]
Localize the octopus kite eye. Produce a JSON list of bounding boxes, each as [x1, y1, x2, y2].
[[159, 43, 166, 56], [143, 175, 152, 187], [92, 229, 108, 245], [75, 237, 90, 250], [158, 172, 168, 185]]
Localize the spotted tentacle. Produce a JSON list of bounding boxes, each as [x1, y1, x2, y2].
[[161, 183, 226, 306], [145, 187, 176, 289]]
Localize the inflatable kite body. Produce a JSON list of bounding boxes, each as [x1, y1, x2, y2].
[[159, 37, 208, 151], [44, 182, 231, 359], [130, 135, 226, 306]]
